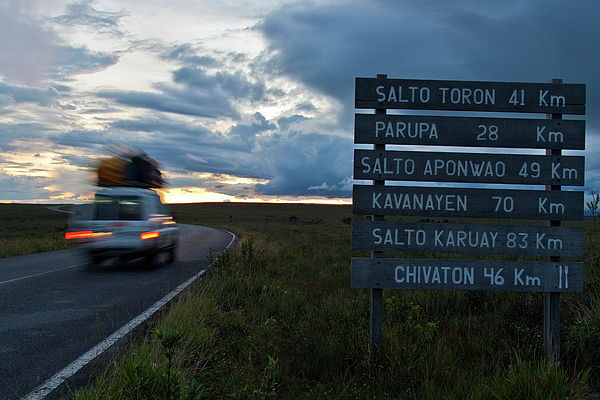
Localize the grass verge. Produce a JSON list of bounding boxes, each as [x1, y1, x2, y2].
[[7, 203, 598, 398], [0, 204, 73, 257]]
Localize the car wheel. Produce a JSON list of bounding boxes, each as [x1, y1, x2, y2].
[[87, 255, 104, 270], [90, 255, 104, 265], [144, 252, 157, 269], [167, 244, 177, 264]]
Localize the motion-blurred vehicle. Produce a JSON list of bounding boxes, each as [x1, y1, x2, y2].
[[67, 187, 179, 267], [66, 147, 178, 267]]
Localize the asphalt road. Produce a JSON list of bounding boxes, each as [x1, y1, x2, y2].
[[0, 224, 235, 400]]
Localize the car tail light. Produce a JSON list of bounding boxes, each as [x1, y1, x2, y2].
[[65, 231, 94, 239], [141, 231, 159, 240], [65, 231, 113, 239]]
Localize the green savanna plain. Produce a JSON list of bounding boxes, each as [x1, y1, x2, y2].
[[2, 202, 599, 399]]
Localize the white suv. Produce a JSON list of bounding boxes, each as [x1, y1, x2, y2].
[[67, 187, 179, 267]]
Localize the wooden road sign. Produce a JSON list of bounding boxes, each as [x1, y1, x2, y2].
[[351, 258, 583, 292], [352, 220, 584, 257], [353, 75, 586, 361], [354, 114, 586, 150], [355, 78, 586, 114], [352, 185, 584, 221], [354, 149, 585, 186]]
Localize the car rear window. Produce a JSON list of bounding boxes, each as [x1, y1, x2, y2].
[[93, 195, 144, 221]]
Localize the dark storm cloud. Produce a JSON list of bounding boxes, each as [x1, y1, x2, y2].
[[277, 115, 308, 130], [52, 46, 119, 79], [165, 132, 269, 180], [255, 0, 600, 197], [176, 113, 354, 197], [49, 129, 107, 148], [259, 0, 600, 83], [109, 114, 250, 153], [228, 112, 276, 146], [254, 129, 354, 197], [111, 116, 214, 138], [258, 1, 600, 123], [101, 108, 353, 199], [0, 82, 61, 106], [105, 114, 256, 178], [99, 66, 268, 119], [162, 44, 221, 67], [173, 66, 267, 103], [295, 102, 316, 112], [98, 86, 240, 119]]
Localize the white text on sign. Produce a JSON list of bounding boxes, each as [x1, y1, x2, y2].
[[354, 114, 586, 149], [351, 221, 583, 257], [355, 78, 586, 114], [352, 186, 584, 221], [350, 258, 584, 293], [353, 150, 585, 185]]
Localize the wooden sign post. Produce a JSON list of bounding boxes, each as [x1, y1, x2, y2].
[[352, 76, 586, 361], [545, 78, 564, 360]]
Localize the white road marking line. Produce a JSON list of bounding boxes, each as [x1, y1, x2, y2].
[[22, 268, 208, 400], [22, 230, 237, 400], [223, 229, 236, 249], [0, 264, 85, 286]]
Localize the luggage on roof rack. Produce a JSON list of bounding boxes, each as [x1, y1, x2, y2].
[[97, 151, 164, 188]]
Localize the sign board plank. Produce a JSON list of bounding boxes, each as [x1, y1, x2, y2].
[[351, 220, 583, 257], [354, 114, 586, 150], [352, 76, 587, 361], [352, 185, 584, 221], [351, 258, 583, 293], [355, 78, 586, 114], [354, 149, 585, 186]]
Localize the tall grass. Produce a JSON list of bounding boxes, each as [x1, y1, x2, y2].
[[16, 202, 595, 398], [0, 204, 72, 257]]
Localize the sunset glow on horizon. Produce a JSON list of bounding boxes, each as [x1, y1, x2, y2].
[[159, 187, 352, 205]]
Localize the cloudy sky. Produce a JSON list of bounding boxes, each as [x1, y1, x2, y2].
[[0, 0, 598, 204]]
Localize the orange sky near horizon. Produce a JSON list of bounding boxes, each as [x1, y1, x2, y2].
[[0, 188, 352, 206], [158, 187, 353, 205]]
